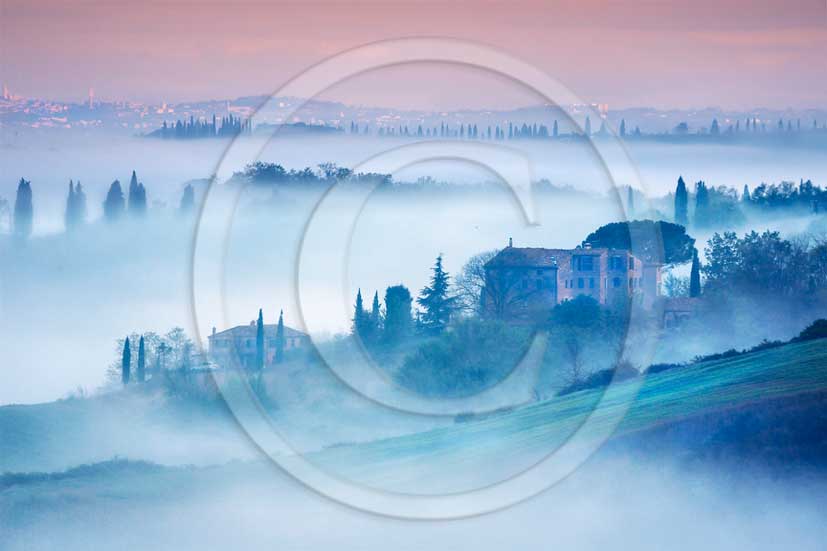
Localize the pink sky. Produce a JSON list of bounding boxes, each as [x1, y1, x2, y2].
[[1, 0, 825, 109]]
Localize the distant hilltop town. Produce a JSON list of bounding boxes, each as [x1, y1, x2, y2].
[[2, 86, 826, 143]]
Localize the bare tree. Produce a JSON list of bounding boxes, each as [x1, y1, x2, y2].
[[482, 266, 544, 320], [454, 250, 498, 314], [561, 329, 586, 384]]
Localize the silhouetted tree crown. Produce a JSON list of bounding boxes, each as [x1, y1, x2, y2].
[[179, 183, 195, 214], [689, 249, 702, 297], [370, 291, 382, 337], [384, 285, 413, 343], [694, 181, 711, 227], [255, 308, 265, 371], [65, 180, 87, 231], [13, 178, 33, 239], [417, 255, 457, 335], [137, 335, 146, 383], [122, 337, 132, 385], [674, 176, 689, 226], [352, 289, 371, 338], [582, 220, 695, 266], [127, 170, 147, 217], [103, 180, 125, 222], [275, 310, 285, 364]]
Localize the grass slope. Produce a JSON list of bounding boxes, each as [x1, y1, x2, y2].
[[309, 338, 827, 491]]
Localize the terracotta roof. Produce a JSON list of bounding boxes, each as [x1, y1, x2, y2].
[[210, 324, 308, 339], [485, 247, 561, 268]]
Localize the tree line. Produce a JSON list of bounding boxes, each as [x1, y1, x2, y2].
[[114, 327, 201, 386], [149, 113, 251, 140], [350, 254, 457, 346], [671, 175, 825, 231], [346, 116, 639, 141], [349, 116, 827, 142], [7, 171, 197, 240]]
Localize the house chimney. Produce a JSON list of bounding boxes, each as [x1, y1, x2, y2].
[[508, 237, 513, 248]]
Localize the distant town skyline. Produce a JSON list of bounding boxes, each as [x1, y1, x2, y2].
[[3, 83, 827, 116], [2, 0, 826, 110]]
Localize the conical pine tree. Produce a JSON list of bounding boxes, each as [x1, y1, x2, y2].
[[370, 291, 381, 337], [255, 308, 265, 371], [275, 310, 285, 364], [13, 178, 33, 239], [417, 254, 456, 335], [137, 335, 146, 383], [128, 170, 140, 214], [674, 176, 689, 226], [689, 250, 702, 298], [122, 337, 131, 385], [352, 289, 370, 337], [65, 181, 76, 231]]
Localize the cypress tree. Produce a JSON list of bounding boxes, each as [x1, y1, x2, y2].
[[136, 183, 147, 215], [64, 180, 87, 231], [275, 310, 285, 364], [128, 170, 140, 213], [122, 337, 131, 385], [75, 182, 86, 226], [179, 183, 195, 214], [552, 120, 558, 138], [627, 187, 635, 216], [255, 308, 265, 371], [353, 289, 369, 337], [127, 171, 147, 217], [620, 119, 626, 137], [674, 176, 689, 226], [137, 335, 146, 383], [689, 250, 701, 298], [383, 285, 413, 344], [742, 185, 751, 203], [416, 254, 456, 335], [371, 291, 381, 336], [13, 178, 33, 239], [65, 180, 76, 230], [584, 116, 591, 136], [103, 180, 125, 222], [694, 181, 710, 227]]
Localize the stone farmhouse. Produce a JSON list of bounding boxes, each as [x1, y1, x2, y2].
[[208, 320, 310, 369], [482, 239, 662, 322]]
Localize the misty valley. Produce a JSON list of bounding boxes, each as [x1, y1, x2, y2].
[[3, 125, 827, 549]]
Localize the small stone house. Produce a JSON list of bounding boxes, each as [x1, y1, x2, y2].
[[208, 321, 310, 369]]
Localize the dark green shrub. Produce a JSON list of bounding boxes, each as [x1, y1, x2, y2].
[[396, 319, 532, 398], [794, 319, 827, 342]]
